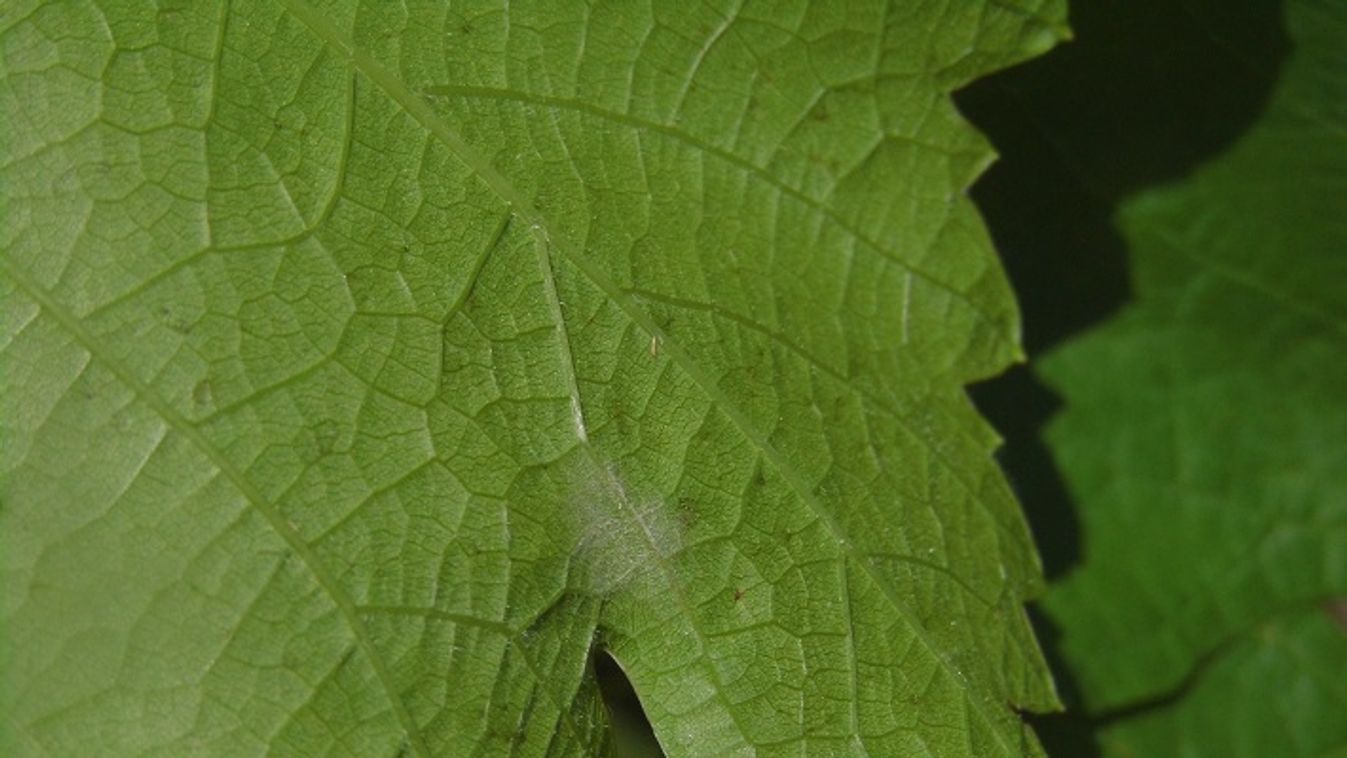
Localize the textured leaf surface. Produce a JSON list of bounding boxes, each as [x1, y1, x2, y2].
[[1040, 0, 1347, 752], [1, 1, 1065, 754]]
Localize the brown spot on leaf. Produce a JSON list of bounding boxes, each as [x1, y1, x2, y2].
[[1323, 597, 1347, 634]]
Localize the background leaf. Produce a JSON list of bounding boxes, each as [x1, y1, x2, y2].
[[1, 1, 1066, 754], [1039, 0, 1347, 752]]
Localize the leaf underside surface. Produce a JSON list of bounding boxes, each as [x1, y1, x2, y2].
[[2, 1, 1065, 755], [1040, 0, 1347, 754]]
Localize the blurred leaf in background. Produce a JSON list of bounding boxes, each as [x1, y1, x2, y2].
[[1038, 0, 1347, 754]]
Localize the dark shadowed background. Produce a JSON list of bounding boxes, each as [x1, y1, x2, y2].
[[959, 0, 1287, 753]]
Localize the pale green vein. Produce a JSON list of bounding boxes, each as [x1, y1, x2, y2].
[[839, 562, 872, 758], [442, 209, 515, 328], [507, 600, 606, 753], [357, 605, 512, 635], [82, 70, 357, 323], [419, 82, 1005, 329], [1147, 224, 1347, 338], [622, 284, 1008, 607], [0, 258, 432, 758], [529, 225, 588, 444]]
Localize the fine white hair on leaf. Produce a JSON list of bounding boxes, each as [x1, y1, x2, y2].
[[562, 453, 682, 596]]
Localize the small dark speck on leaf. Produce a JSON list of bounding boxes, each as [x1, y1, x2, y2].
[[192, 380, 211, 407], [1324, 598, 1347, 634]]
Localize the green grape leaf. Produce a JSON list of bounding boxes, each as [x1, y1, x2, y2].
[[2, 1, 1065, 754], [1093, 608, 1347, 757], [1040, 0, 1347, 752]]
